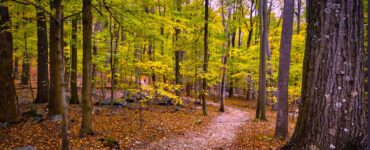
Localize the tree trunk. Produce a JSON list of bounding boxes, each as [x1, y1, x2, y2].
[[202, 0, 209, 116], [283, 0, 367, 149], [228, 31, 236, 98], [255, 0, 267, 121], [219, 0, 228, 112], [0, 0, 17, 122], [175, 50, 181, 96], [274, 0, 294, 140], [35, 7, 49, 103], [80, 0, 93, 137], [70, 16, 79, 104], [49, 0, 69, 149], [295, 0, 301, 34], [21, 15, 30, 86]]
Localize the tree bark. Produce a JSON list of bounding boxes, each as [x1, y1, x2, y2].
[[274, 0, 294, 140], [295, 0, 301, 34], [202, 0, 209, 116], [255, 0, 267, 121], [35, 6, 49, 103], [219, 0, 228, 112], [21, 14, 30, 86], [283, 0, 367, 149], [80, 0, 93, 137], [70, 16, 79, 104], [49, 0, 69, 149], [0, 0, 17, 122]]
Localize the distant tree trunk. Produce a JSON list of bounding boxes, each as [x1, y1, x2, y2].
[[0, 0, 17, 122], [246, 0, 254, 49], [21, 14, 30, 86], [228, 31, 236, 98], [274, 0, 294, 140], [283, 0, 367, 149], [80, 0, 93, 137], [255, 0, 267, 121], [175, 50, 181, 96], [202, 0, 209, 116], [35, 7, 49, 103], [219, 0, 228, 112], [49, 0, 69, 149], [70, 17, 79, 104], [295, 0, 301, 34]]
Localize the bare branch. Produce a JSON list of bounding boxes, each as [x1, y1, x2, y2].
[[62, 11, 82, 21], [10, 0, 56, 21]]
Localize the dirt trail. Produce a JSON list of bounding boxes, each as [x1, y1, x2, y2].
[[134, 102, 249, 150]]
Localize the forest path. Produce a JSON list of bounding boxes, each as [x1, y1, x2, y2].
[[135, 101, 249, 150]]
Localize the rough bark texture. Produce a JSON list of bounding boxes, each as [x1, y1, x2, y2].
[[70, 17, 79, 104], [80, 0, 93, 137], [255, 0, 267, 121], [35, 8, 49, 104], [283, 0, 367, 149], [0, 0, 17, 122], [219, 0, 228, 112], [274, 0, 294, 140]]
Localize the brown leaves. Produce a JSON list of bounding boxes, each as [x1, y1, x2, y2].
[[0, 102, 217, 149], [227, 98, 296, 150]]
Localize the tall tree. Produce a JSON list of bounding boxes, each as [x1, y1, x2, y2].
[[49, 0, 69, 149], [219, 0, 229, 112], [174, 0, 182, 97], [70, 16, 79, 104], [35, 4, 49, 103], [80, 0, 93, 137], [0, 0, 17, 122], [202, 0, 209, 116], [274, 0, 294, 140], [255, 0, 267, 121], [283, 0, 367, 149]]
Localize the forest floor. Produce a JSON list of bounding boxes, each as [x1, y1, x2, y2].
[[133, 99, 248, 150], [1, 88, 296, 149]]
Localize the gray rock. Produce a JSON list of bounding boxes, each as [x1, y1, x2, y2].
[[14, 145, 36, 150], [51, 115, 62, 122]]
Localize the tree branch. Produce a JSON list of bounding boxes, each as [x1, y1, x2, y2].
[[62, 11, 82, 21], [10, 0, 56, 21]]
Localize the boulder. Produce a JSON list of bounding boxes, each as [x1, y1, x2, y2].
[[157, 96, 173, 106]]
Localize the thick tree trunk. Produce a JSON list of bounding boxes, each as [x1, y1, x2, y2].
[[70, 17, 79, 104], [283, 0, 367, 149], [35, 8, 49, 103], [255, 0, 267, 121], [202, 0, 209, 116], [274, 0, 294, 140], [49, 0, 64, 116], [49, 0, 69, 149], [80, 0, 93, 137], [0, 0, 17, 122]]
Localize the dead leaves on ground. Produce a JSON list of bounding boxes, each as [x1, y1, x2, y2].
[[226, 98, 296, 150], [0, 103, 218, 149]]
